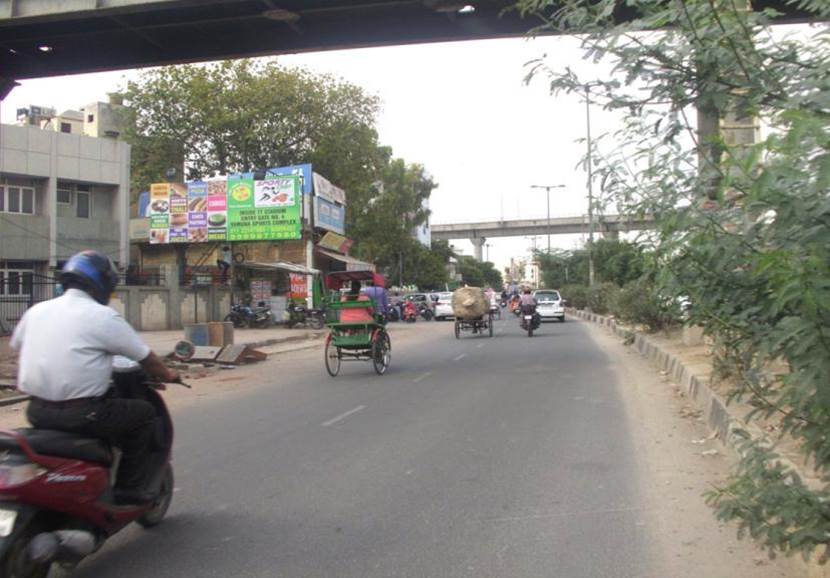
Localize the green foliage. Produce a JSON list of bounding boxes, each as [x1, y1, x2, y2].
[[560, 284, 588, 309], [613, 279, 680, 332], [454, 256, 503, 289], [535, 239, 645, 289], [121, 59, 382, 184], [518, 0, 830, 561], [586, 282, 619, 315]]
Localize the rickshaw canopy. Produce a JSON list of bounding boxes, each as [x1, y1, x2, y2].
[[325, 270, 386, 290]]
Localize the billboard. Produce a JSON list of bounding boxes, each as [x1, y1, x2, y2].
[[313, 172, 346, 204], [314, 196, 345, 234], [149, 175, 301, 243]]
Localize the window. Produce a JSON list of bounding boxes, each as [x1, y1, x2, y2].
[[76, 191, 90, 218], [60, 122, 72, 133], [87, 114, 94, 123], [1, 185, 35, 215], [0, 266, 34, 296], [57, 185, 72, 204]]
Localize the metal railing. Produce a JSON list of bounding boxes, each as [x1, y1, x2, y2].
[[0, 274, 58, 332]]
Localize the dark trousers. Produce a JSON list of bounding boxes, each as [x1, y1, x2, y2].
[[27, 396, 157, 490]]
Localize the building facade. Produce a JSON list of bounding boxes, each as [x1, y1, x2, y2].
[[0, 121, 131, 326]]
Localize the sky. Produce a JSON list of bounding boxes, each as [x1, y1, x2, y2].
[[0, 35, 627, 272]]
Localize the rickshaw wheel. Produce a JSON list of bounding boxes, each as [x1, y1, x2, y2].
[[372, 331, 391, 375], [454, 320, 461, 339], [325, 336, 341, 377]]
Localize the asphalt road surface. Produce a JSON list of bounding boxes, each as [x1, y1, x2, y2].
[[66, 315, 799, 578]]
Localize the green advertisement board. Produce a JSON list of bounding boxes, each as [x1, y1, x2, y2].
[[226, 175, 302, 241]]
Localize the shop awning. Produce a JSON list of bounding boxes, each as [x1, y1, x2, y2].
[[240, 261, 320, 275], [315, 249, 375, 272]]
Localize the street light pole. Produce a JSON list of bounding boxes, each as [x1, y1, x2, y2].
[[530, 184, 565, 254], [585, 84, 596, 287]]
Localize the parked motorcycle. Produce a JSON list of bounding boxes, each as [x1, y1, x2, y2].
[[519, 306, 542, 337], [224, 303, 272, 328], [403, 302, 418, 323], [286, 302, 325, 330], [0, 363, 185, 577], [418, 304, 434, 321]]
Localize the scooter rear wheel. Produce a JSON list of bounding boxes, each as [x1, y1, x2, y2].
[[138, 464, 174, 528], [1, 523, 51, 578]]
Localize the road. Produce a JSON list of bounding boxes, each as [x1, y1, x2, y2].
[[64, 315, 799, 578]]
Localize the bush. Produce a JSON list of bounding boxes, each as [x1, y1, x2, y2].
[[612, 279, 680, 332], [586, 282, 619, 315], [560, 284, 588, 309]]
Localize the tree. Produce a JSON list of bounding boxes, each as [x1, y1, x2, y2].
[[519, 0, 830, 562], [121, 59, 382, 185], [349, 159, 437, 284], [534, 239, 643, 289]]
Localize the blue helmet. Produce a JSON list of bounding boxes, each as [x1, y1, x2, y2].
[[60, 250, 119, 305]]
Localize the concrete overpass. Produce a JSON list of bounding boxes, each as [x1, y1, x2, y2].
[[432, 214, 654, 261], [0, 0, 814, 98]]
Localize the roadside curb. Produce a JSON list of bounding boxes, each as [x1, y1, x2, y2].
[[157, 330, 326, 357]]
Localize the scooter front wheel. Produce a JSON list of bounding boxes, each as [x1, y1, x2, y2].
[[138, 464, 174, 528]]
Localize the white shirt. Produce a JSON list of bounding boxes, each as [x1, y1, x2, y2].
[[11, 289, 150, 401]]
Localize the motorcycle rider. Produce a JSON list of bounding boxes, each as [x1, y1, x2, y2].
[[520, 287, 538, 316], [10, 250, 179, 504]]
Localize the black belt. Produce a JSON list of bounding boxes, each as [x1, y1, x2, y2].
[[31, 396, 104, 408]]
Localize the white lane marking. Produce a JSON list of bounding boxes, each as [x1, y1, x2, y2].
[[413, 371, 432, 383], [476, 343, 485, 349], [453, 353, 466, 361], [321, 405, 366, 427]]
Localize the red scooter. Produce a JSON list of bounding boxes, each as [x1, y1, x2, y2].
[[0, 363, 184, 577]]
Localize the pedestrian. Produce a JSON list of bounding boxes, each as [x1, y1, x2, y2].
[[217, 245, 232, 282]]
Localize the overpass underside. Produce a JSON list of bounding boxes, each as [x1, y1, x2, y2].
[[0, 0, 813, 82]]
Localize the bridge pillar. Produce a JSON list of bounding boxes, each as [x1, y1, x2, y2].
[[604, 228, 619, 241], [471, 237, 486, 262]]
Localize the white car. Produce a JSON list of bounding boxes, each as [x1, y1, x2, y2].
[[433, 292, 454, 320], [533, 289, 565, 322]]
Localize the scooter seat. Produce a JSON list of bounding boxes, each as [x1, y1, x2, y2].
[[0, 428, 113, 465]]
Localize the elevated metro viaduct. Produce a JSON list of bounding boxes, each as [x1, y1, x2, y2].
[[432, 214, 654, 261]]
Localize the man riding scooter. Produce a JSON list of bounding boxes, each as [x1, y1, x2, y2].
[[10, 250, 179, 504], [519, 288, 542, 336]]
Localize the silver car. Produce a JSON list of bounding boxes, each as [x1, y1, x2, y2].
[[533, 290, 565, 322]]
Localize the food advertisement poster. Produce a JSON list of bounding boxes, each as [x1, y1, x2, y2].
[[207, 179, 228, 241], [149, 183, 170, 244], [149, 173, 302, 243], [186, 182, 208, 242], [168, 183, 188, 243]]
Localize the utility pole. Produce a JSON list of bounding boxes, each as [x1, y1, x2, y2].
[[585, 84, 596, 287], [530, 184, 565, 253]]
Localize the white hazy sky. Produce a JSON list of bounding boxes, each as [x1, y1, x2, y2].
[[0, 35, 627, 272]]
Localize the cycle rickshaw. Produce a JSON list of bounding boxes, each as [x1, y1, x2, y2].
[[323, 270, 391, 377]]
